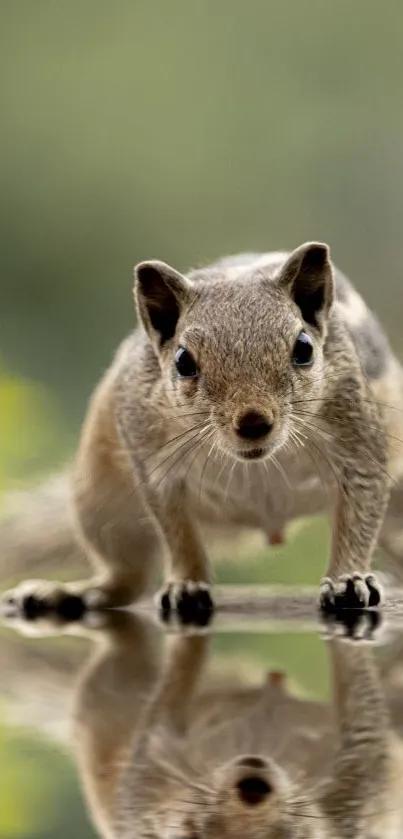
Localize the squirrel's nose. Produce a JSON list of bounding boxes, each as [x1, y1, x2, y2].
[[235, 411, 273, 441], [236, 775, 272, 806]]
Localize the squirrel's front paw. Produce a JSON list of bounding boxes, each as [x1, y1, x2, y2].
[[319, 572, 382, 613], [157, 580, 214, 626], [1, 579, 87, 621], [0, 579, 114, 622]]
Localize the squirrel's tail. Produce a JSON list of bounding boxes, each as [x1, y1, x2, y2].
[[0, 473, 87, 588]]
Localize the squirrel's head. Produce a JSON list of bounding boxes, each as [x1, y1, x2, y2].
[[190, 755, 315, 839], [126, 752, 318, 839], [134, 243, 334, 462]]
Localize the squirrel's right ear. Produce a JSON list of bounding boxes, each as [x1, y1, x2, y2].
[[134, 260, 192, 347]]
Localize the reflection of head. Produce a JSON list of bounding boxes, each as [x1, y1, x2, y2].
[[118, 746, 319, 839]]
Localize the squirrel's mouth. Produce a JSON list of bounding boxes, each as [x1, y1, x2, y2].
[[237, 447, 267, 461]]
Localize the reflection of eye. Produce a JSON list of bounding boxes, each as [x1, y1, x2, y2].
[[292, 331, 314, 367], [174, 347, 199, 378]]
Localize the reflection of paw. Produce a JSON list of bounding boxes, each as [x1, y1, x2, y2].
[[0, 607, 109, 638], [157, 581, 214, 626], [321, 608, 382, 642], [319, 573, 382, 613], [1, 579, 112, 622]]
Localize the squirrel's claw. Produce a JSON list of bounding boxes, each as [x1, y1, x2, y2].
[[157, 580, 214, 626], [319, 572, 383, 614]]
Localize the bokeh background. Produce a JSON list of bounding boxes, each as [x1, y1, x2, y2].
[[1, 2, 403, 835], [2, 0, 403, 489]]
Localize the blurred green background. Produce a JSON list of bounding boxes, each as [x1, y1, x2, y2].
[[1, 2, 402, 834], [2, 0, 403, 487]]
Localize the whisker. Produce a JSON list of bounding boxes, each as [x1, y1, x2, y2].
[[292, 407, 403, 450], [291, 395, 403, 415], [156, 426, 213, 487], [283, 800, 403, 820], [149, 410, 211, 424], [270, 453, 292, 490], [288, 423, 328, 498], [150, 429, 209, 486], [292, 410, 397, 488], [296, 427, 330, 500], [291, 416, 343, 493], [223, 457, 239, 505], [144, 421, 211, 474], [197, 433, 219, 505], [212, 443, 230, 491], [182, 426, 216, 491]]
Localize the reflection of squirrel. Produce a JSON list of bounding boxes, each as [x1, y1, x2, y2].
[[3, 242, 403, 614], [2, 611, 403, 838], [70, 615, 403, 839]]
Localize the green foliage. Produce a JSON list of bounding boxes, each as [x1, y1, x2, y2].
[[0, 365, 70, 494], [1, 0, 403, 432], [0, 719, 95, 838]]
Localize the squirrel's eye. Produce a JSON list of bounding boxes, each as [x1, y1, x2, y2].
[[292, 331, 314, 367], [175, 347, 199, 378]]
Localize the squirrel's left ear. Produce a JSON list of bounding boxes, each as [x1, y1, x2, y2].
[[277, 242, 334, 329]]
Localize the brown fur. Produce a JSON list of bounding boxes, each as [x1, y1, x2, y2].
[[3, 242, 403, 610]]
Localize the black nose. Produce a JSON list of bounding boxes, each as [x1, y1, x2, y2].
[[236, 776, 272, 806], [236, 411, 272, 441]]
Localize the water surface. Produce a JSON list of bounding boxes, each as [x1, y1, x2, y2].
[[0, 602, 402, 838]]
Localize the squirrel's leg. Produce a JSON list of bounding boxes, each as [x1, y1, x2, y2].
[[117, 630, 210, 837], [147, 631, 210, 733], [2, 471, 214, 618], [147, 478, 214, 616], [378, 476, 403, 580], [319, 634, 389, 833], [70, 461, 162, 608], [1, 447, 162, 617], [73, 468, 214, 616], [319, 399, 390, 610], [73, 612, 162, 834]]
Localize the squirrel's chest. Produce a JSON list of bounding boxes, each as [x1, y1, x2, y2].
[[186, 445, 334, 529]]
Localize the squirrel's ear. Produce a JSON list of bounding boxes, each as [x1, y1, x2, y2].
[[134, 260, 191, 347], [277, 242, 334, 329]]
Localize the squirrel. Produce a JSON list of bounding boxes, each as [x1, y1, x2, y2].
[[3, 240, 403, 616]]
